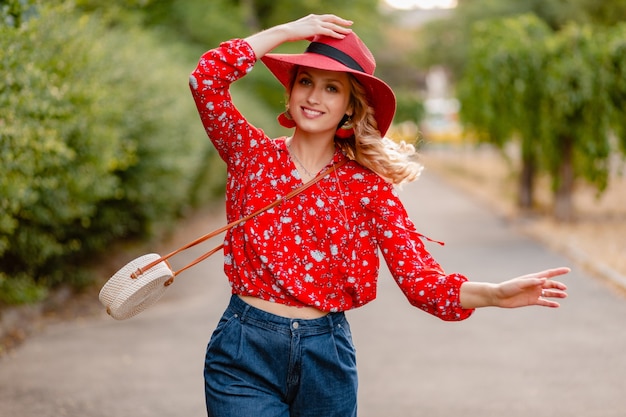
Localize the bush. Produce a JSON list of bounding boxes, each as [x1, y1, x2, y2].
[[0, 2, 216, 302]]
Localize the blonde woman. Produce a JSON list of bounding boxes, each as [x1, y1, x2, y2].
[[189, 14, 568, 417]]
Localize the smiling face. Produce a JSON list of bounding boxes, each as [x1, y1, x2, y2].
[[288, 67, 353, 138]]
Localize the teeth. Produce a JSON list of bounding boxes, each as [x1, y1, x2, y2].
[[303, 108, 323, 117]]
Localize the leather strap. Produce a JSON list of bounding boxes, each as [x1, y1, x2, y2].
[[132, 159, 349, 280]]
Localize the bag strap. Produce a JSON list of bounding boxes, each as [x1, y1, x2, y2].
[[132, 159, 349, 280]]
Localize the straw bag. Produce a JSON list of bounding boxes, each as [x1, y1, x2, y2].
[[99, 160, 347, 320], [99, 254, 173, 320]]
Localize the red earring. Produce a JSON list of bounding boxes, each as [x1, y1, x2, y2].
[[278, 110, 296, 128], [335, 115, 354, 139]]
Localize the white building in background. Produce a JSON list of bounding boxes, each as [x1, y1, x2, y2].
[[381, 4, 464, 143], [421, 67, 462, 143]]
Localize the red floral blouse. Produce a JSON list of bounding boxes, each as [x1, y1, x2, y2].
[[189, 39, 474, 321]]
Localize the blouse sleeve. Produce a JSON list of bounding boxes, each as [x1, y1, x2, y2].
[[189, 38, 264, 165], [369, 183, 475, 322]]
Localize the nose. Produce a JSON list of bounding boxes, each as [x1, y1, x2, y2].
[[306, 87, 321, 105]]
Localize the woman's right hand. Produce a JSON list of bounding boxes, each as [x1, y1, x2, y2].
[[281, 14, 353, 42], [245, 14, 353, 58]]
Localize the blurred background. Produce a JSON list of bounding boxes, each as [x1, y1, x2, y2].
[[1, 0, 625, 349]]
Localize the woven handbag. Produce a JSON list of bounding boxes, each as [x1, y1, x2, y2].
[[99, 160, 347, 320]]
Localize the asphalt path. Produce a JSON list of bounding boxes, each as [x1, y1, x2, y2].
[[1, 171, 625, 417]]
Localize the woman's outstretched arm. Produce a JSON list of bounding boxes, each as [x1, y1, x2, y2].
[[460, 267, 569, 309]]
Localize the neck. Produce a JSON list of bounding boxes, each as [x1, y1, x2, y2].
[[287, 133, 335, 176], [287, 133, 335, 164]]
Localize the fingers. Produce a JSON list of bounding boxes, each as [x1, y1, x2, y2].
[[537, 266, 571, 279], [316, 15, 353, 38], [295, 14, 353, 40], [521, 266, 570, 280], [537, 268, 569, 294], [319, 14, 353, 27], [540, 288, 568, 300], [519, 267, 569, 290], [536, 290, 561, 308], [543, 278, 568, 291], [537, 276, 568, 308], [537, 297, 562, 308]]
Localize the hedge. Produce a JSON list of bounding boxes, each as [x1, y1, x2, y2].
[[0, 3, 221, 303]]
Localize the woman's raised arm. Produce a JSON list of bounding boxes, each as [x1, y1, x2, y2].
[[245, 14, 353, 59]]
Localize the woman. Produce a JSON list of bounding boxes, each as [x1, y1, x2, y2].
[[189, 14, 568, 417]]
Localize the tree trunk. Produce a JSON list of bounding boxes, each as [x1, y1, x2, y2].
[[518, 149, 535, 210], [553, 135, 576, 222]]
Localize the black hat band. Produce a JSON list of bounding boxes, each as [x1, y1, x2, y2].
[[305, 42, 365, 73]]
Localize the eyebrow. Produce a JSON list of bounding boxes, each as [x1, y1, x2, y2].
[[299, 70, 347, 84]]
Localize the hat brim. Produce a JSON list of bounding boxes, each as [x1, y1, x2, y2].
[[261, 53, 396, 136]]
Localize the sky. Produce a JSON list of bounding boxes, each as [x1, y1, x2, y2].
[[383, 0, 458, 9]]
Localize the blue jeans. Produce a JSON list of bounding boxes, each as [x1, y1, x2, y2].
[[205, 295, 358, 417]]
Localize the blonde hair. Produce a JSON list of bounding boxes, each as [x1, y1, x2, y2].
[[335, 75, 423, 186]]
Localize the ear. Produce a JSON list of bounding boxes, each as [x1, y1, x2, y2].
[[345, 99, 354, 118]]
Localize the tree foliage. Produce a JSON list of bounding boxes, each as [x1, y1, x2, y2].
[[0, 2, 213, 302], [603, 24, 626, 155], [458, 15, 550, 208], [459, 14, 626, 221], [417, 0, 626, 81], [538, 23, 626, 220]]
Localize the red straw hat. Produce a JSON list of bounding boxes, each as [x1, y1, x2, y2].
[[261, 32, 396, 136]]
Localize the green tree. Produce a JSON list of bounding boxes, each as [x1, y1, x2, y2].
[[417, 0, 626, 82], [604, 23, 626, 155], [0, 0, 36, 28], [0, 2, 211, 302], [539, 24, 616, 221], [459, 15, 626, 222], [458, 15, 550, 209]]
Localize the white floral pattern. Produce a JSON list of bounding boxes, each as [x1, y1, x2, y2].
[[189, 39, 473, 320]]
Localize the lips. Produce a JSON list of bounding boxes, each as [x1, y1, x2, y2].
[[301, 107, 324, 118]]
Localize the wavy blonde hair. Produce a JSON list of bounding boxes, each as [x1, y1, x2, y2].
[[334, 75, 423, 186]]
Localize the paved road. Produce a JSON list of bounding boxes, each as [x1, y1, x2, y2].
[[1, 171, 625, 417]]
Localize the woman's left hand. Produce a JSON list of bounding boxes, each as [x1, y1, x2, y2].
[[495, 267, 569, 308]]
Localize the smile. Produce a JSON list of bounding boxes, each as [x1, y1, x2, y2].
[[301, 107, 324, 118]]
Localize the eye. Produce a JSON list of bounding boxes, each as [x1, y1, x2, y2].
[[326, 85, 339, 93], [298, 77, 312, 86]]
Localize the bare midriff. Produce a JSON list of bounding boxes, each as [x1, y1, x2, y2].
[[238, 295, 329, 319]]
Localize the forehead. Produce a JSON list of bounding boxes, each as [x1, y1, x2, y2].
[[297, 66, 351, 84]]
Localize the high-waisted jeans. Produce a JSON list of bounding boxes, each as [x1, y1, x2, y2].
[[204, 295, 358, 417]]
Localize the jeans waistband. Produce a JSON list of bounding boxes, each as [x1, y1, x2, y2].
[[226, 294, 345, 336]]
